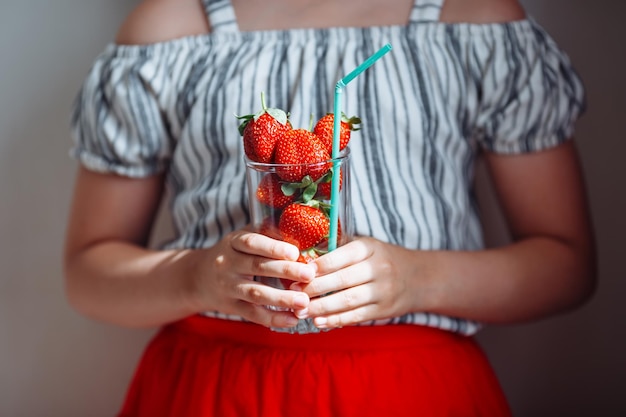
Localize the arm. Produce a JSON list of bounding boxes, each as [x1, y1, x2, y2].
[[296, 141, 597, 327], [64, 0, 314, 329], [427, 141, 596, 322], [63, 168, 314, 328]]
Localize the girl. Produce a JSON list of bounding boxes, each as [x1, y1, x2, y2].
[[65, 0, 595, 415]]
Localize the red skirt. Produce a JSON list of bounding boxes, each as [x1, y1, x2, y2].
[[118, 316, 511, 417]]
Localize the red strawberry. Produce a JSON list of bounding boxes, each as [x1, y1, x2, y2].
[[256, 173, 295, 209], [273, 129, 330, 182], [316, 219, 343, 250], [238, 94, 291, 163], [258, 215, 282, 240], [313, 113, 361, 154], [316, 170, 343, 200], [279, 203, 330, 251], [279, 278, 294, 290]]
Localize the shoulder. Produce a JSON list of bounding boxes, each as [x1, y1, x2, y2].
[[440, 0, 526, 24], [115, 0, 210, 45]]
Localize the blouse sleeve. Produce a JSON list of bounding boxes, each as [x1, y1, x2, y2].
[[70, 45, 176, 177], [474, 19, 586, 154]]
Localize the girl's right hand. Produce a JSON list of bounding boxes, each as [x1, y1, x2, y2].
[[64, 168, 314, 328], [186, 228, 316, 328]]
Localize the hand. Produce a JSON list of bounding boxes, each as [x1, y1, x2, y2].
[[188, 228, 316, 328], [291, 237, 420, 329]]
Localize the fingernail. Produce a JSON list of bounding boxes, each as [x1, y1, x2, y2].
[[293, 293, 309, 309], [314, 317, 327, 327], [295, 308, 308, 319], [290, 283, 303, 291], [285, 246, 300, 260], [301, 265, 315, 281]]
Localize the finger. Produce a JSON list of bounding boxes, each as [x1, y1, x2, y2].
[[291, 260, 374, 297], [235, 280, 310, 311], [312, 239, 372, 275], [231, 231, 300, 261], [233, 256, 316, 283], [296, 284, 377, 319], [237, 302, 301, 329], [313, 304, 381, 329]]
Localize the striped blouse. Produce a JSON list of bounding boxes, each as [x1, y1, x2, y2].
[[70, 0, 585, 335]]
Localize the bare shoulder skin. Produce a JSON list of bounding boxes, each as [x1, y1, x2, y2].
[[115, 0, 527, 45], [115, 0, 210, 45], [440, 0, 526, 23]]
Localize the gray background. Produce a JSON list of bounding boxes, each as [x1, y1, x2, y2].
[[1, 0, 624, 415]]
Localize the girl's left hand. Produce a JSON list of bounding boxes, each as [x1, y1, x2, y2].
[[291, 237, 426, 329]]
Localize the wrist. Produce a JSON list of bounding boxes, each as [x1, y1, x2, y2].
[[168, 248, 206, 316], [406, 249, 449, 314]]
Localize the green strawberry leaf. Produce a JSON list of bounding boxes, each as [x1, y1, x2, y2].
[[235, 114, 254, 136], [311, 247, 327, 256], [302, 182, 318, 203], [281, 183, 300, 197], [318, 201, 332, 217], [281, 175, 315, 197], [316, 170, 333, 185], [341, 112, 362, 131], [268, 108, 288, 125], [300, 175, 314, 187], [347, 116, 362, 132]]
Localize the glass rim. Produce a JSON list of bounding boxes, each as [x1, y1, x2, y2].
[[244, 147, 351, 169]]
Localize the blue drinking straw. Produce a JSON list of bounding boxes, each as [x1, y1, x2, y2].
[[328, 44, 392, 251]]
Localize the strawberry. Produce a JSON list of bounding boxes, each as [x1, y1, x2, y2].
[[315, 219, 343, 251], [273, 129, 330, 182], [279, 203, 330, 251], [313, 113, 361, 154], [258, 215, 282, 240], [316, 170, 343, 200], [237, 93, 291, 163], [279, 278, 295, 291], [256, 173, 295, 209]]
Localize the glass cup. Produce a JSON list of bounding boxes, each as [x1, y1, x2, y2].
[[245, 149, 353, 333]]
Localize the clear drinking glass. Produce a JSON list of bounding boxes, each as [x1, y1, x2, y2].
[[245, 149, 353, 333]]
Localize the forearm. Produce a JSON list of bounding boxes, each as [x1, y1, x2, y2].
[[64, 240, 201, 328], [415, 236, 596, 324]]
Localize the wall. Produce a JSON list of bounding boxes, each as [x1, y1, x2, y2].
[[0, 1, 623, 415], [476, 1, 626, 416]]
